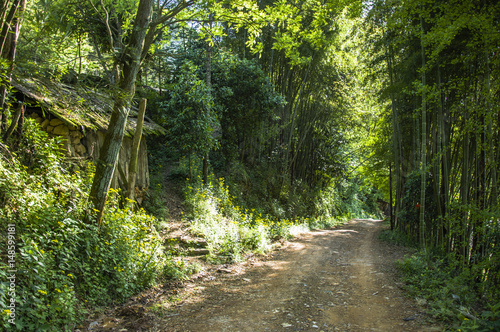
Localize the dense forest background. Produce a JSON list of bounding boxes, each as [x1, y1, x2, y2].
[[1, 0, 499, 330]]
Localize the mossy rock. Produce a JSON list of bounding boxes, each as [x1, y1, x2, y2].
[[50, 118, 64, 126], [75, 143, 87, 155], [53, 125, 69, 136], [41, 119, 50, 129]]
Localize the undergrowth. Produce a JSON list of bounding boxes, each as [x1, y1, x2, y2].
[[0, 120, 173, 331], [182, 173, 343, 263], [378, 227, 417, 248], [389, 235, 500, 331], [167, 151, 382, 264]]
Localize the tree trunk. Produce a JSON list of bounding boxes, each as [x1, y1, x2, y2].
[[384, 28, 401, 231], [126, 98, 147, 206], [485, 50, 497, 207], [389, 162, 394, 231], [461, 109, 471, 264], [433, 101, 442, 246], [438, 65, 452, 251], [0, 0, 26, 133], [188, 148, 193, 180], [89, 0, 153, 225], [419, 15, 426, 250], [2, 101, 22, 141], [0, 0, 22, 57], [203, 18, 212, 184]]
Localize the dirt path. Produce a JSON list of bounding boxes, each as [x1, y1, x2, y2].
[[125, 219, 438, 332], [89, 219, 442, 331]]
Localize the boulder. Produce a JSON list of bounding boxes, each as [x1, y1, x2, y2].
[[49, 118, 64, 126], [75, 143, 87, 155], [46, 126, 54, 133], [53, 125, 69, 136], [69, 130, 83, 139], [72, 137, 81, 145], [41, 119, 50, 129], [60, 139, 74, 156]]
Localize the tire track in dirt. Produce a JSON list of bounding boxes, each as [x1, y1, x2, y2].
[[147, 219, 441, 331]]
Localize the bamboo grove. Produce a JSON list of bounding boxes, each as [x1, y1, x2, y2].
[[136, 0, 372, 219], [368, 0, 500, 290]]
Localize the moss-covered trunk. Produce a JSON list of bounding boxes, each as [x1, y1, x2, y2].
[[127, 98, 147, 204], [89, 0, 153, 223]]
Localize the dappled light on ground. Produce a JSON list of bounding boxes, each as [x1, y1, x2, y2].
[[96, 219, 442, 331]]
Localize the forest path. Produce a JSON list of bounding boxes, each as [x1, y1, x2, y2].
[[140, 219, 441, 331]]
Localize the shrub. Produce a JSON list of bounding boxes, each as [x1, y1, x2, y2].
[[0, 120, 166, 331], [183, 177, 331, 262], [396, 251, 500, 330]]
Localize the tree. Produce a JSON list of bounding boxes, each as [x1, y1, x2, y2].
[[366, 0, 500, 266], [127, 98, 147, 204], [89, 0, 155, 224], [0, 0, 27, 133], [85, 0, 206, 223], [17, 0, 363, 222], [158, 60, 218, 179], [419, 12, 426, 250]]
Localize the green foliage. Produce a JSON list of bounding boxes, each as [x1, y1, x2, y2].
[[215, 159, 382, 226], [0, 121, 166, 331], [398, 169, 437, 242], [213, 55, 285, 164], [142, 168, 170, 224], [82, 192, 164, 303], [162, 258, 201, 281], [181, 173, 367, 263], [150, 37, 284, 171], [330, 177, 383, 220], [159, 60, 219, 158], [459, 302, 500, 332], [183, 176, 309, 262], [396, 251, 500, 330], [142, 181, 170, 225], [378, 229, 416, 248]]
